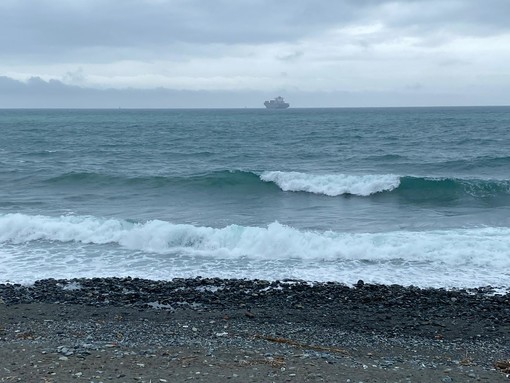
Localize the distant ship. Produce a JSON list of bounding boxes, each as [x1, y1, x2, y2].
[[264, 96, 290, 109]]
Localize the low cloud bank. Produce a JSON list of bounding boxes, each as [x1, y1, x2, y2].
[[0, 76, 507, 108]]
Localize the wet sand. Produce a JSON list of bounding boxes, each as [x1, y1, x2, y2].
[[1, 277, 510, 382]]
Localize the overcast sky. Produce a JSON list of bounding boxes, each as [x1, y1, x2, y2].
[[1, 0, 510, 107]]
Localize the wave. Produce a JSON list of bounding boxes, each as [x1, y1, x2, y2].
[[397, 176, 510, 201], [260, 171, 400, 196], [261, 171, 510, 200], [45, 170, 403, 197], [42, 170, 510, 200], [2, 213, 510, 269], [44, 170, 267, 189]]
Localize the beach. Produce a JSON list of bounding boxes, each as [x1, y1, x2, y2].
[[2, 108, 510, 382], [2, 277, 510, 382]]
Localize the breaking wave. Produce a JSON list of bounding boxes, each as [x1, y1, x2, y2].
[[2, 213, 510, 269], [261, 171, 510, 200], [260, 171, 400, 196]]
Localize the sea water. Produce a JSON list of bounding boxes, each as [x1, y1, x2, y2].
[[1, 107, 510, 288]]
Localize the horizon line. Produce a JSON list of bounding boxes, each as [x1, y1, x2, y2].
[[1, 105, 510, 110]]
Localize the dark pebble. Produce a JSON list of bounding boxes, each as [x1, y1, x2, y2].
[[2, 277, 510, 342]]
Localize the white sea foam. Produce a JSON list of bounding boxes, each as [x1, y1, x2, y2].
[[260, 171, 400, 196], [1, 213, 510, 265], [1, 213, 510, 287]]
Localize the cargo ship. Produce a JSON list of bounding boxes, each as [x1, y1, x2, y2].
[[264, 96, 290, 109]]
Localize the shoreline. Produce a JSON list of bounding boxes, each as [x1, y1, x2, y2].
[[2, 277, 510, 382]]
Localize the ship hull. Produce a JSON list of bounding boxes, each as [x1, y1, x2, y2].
[[264, 96, 290, 109], [264, 104, 289, 109]]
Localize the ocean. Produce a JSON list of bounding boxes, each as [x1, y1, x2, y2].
[[1, 107, 510, 288]]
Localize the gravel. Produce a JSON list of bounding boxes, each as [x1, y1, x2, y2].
[[1, 277, 510, 382]]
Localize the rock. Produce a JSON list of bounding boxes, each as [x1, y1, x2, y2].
[[244, 311, 255, 318]]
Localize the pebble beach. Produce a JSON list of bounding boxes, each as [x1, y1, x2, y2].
[[3, 108, 510, 382], [2, 277, 510, 382]]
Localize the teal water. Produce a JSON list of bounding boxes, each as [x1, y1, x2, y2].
[[1, 107, 510, 287]]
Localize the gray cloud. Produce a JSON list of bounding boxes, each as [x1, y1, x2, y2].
[[1, 1, 510, 106], [277, 51, 304, 62], [1, 76, 507, 108], [0, 75, 276, 108], [3, 0, 509, 59], [1, 0, 325, 58]]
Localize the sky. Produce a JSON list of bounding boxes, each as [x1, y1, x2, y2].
[[1, 0, 510, 108]]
